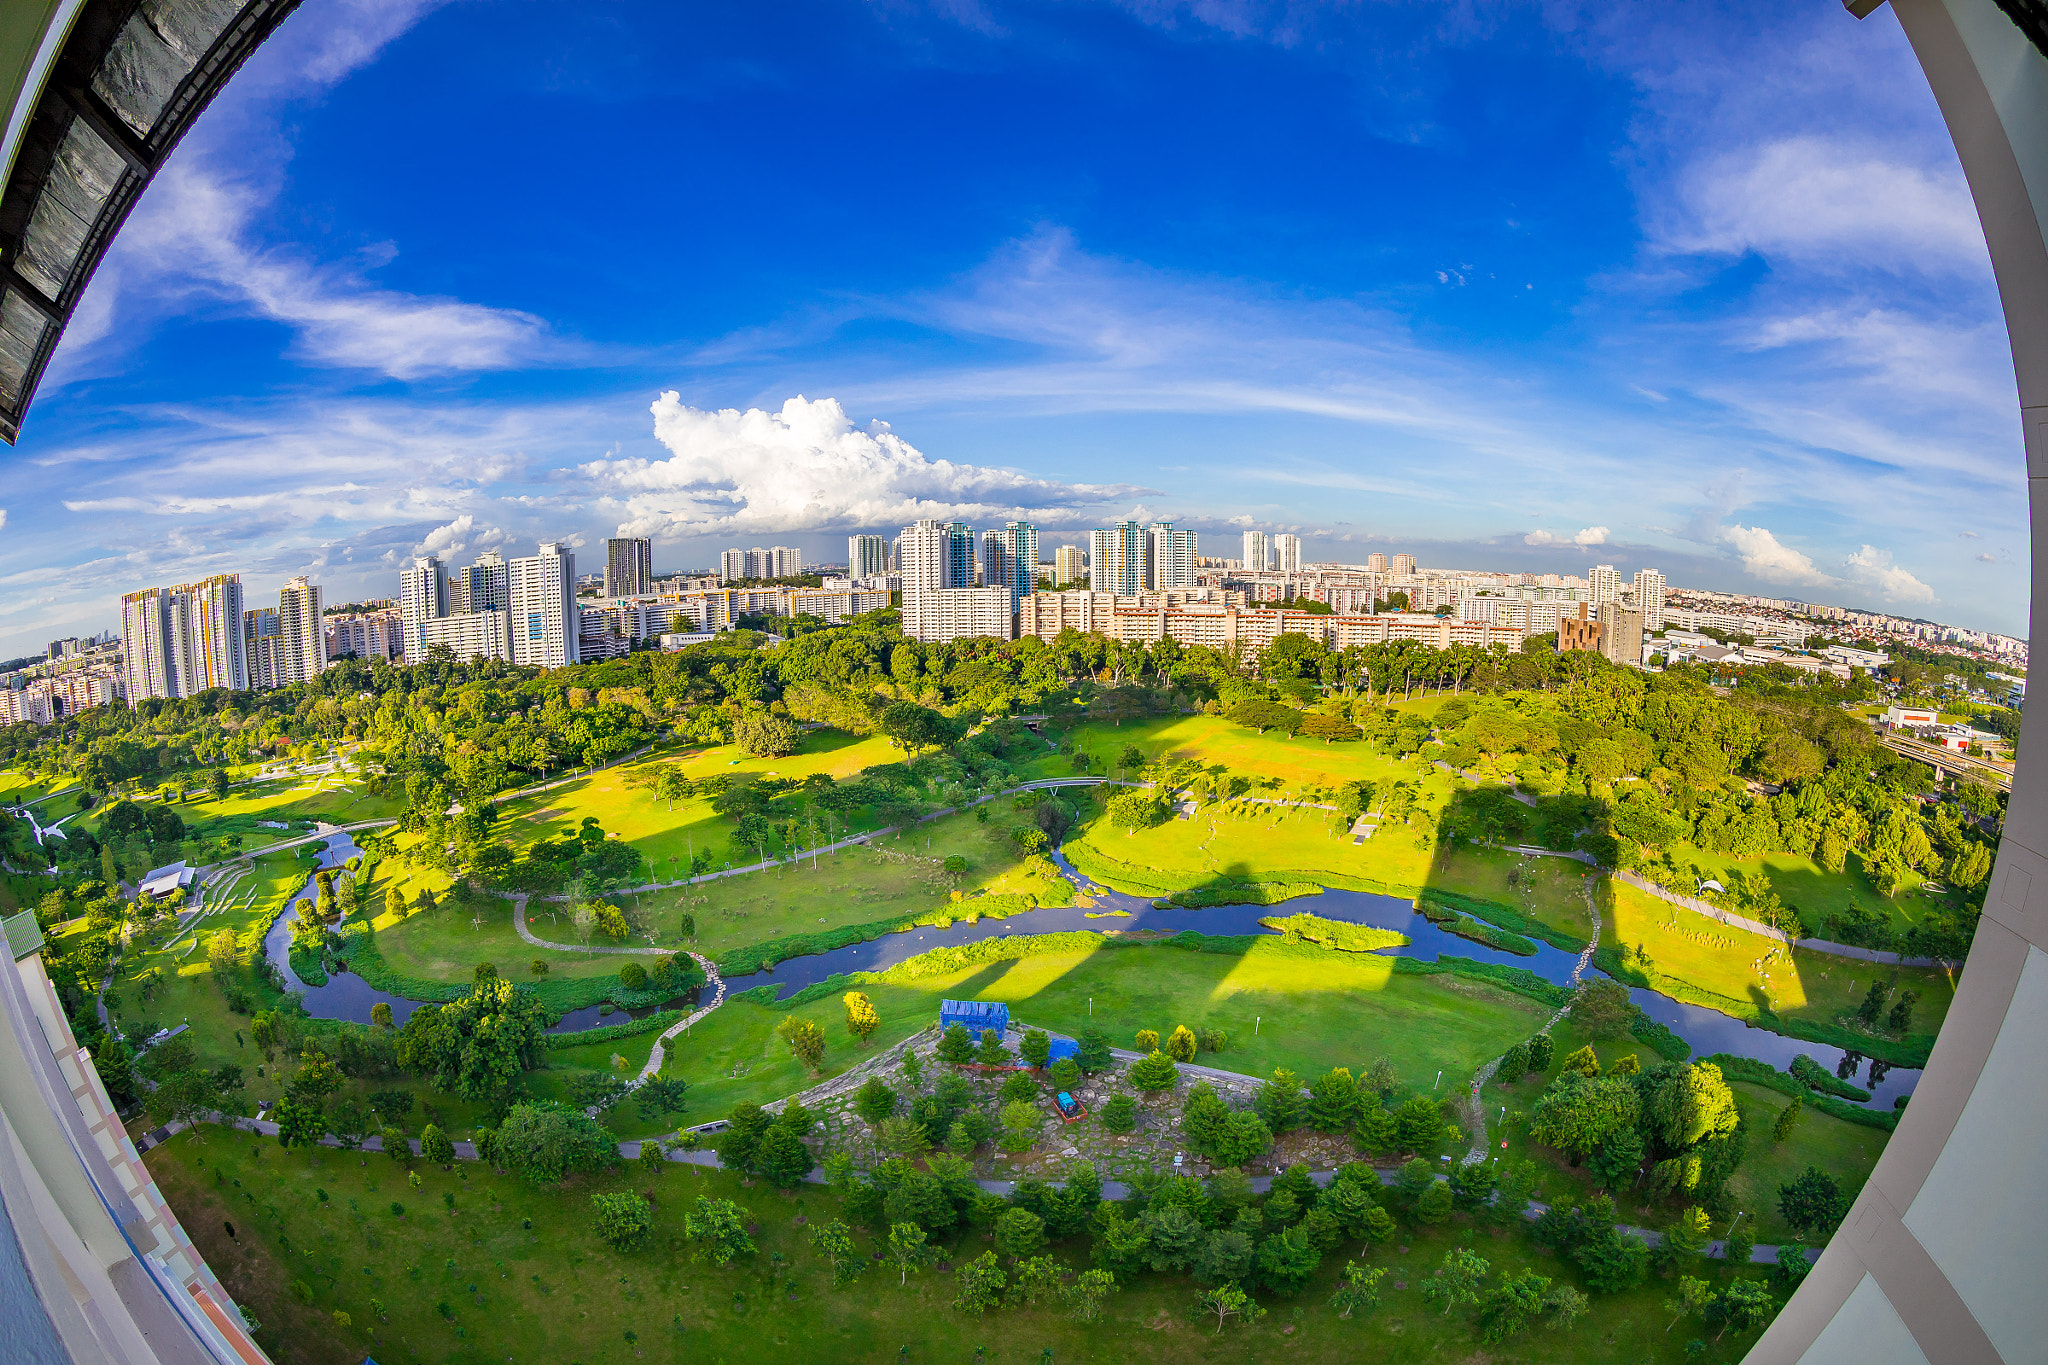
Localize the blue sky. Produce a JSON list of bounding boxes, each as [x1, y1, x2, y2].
[[0, 0, 2027, 653]]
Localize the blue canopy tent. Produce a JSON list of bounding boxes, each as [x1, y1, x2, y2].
[[1045, 1038, 1079, 1064], [939, 1000, 1009, 1036]]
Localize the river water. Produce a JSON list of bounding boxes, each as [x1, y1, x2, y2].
[[262, 836, 1918, 1107]]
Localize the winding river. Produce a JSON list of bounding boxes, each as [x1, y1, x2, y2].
[[261, 835, 1920, 1107]]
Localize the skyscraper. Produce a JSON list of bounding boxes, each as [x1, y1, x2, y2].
[[1632, 567, 1666, 631], [399, 556, 447, 664], [1390, 553, 1417, 576], [454, 550, 509, 616], [719, 548, 748, 583], [604, 537, 653, 597], [1148, 522, 1197, 587], [900, 518, 1013, 643], [1366, 552, 1389, 572], [510, 542, 580, 668], [1274, 534, 1302, 574], [1242, 530, 1271, 572], [1054, 544, 1086, 586], [243, 608, 284, 689], [277, 577, 327, 685], [1089, 521, 1147, 595], [1589, 563, 1620, 607], [121, 574, 249, 699], [981, 521, 1039, 599], [848, 534, 891, 579]]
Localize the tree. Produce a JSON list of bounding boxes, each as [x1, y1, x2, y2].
[[843, 991, 880, 1043], [1254, 1222, 1321, 1294], [1448, 1158, 1498, 1211], [757, 1121, 815, 1188], [1191, 1227, 1256, 1286], [855, 1076, 897, 1124], [1559, 1044, 1602, 1077], [1421, 1247, 1490, 1316], [1331, 1262, 1384, 1320], [1306, 1067, 1361, 1133], [1574, 1229, 1651, 1294], [370, 1002, 393, 1030], [1532, 1073, 1641, 1163], [1663, 1206, 1713, 1269], [1100, 1093, 1137, 1133], [807, 1219, 866, 1287], [887, 1221, 938, 1287], [1778, 1167, 1847, 1236], [1134, 1028, 1160, 1052], [999, 1100, 1040, 1154], [684, 1196, 756, 1266], [591, 1192, 653, 1249], [1062, 1268, 1116, 1322], [997, 1206, 1047, 1260], [936, 1023, 975, 1064], [271, 1098, 324, 1150], [1394, 1094, 1448, 1155], [145, 1068, 225, 1133], [1590, 1128, 1646, 1190], [637, 1138, 666, 1176], [205, 930, 241, 978], [1165, 1024, 1198, 1062], [1526, 1033, 1555, 1072], [1129, 1050, 1178, 1092], [379, 1126, 408, 1163], [1076, 1029, 1113, 1072], [1106, 790, 1166, 833], [1198, 1283, 1266, 1334], [1725, 1216, 1756, 1267], [1665, 1275, 1716, 1334], [1050, 1057, 1082, 1090], [419, 1123, 455, 1166], [952, 1251, 1006, 1315], [777, 1016, 828, 1071], [209, 767, 230, 802], [1416, 1181, 1454, 1224], [1478, 1268, 1554, 1344], [1649, 1062, 1740, 1151], [495, 1101, 617, 1185], [1715, 1279, 1777, 1340], [1545, 1283, 1591, 1330], [975, 1028, 1010, 1066], [1255, 1068, 1305, 1133], [635, 1076, 689, 1123], [393, 978, 550, 1105], [733, 709, 801, 758], [1019, 1028, 1052, 1068]]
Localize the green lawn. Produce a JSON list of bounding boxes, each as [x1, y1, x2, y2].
[[494, 730, 903, 875], [140, 1124, 1776, 1365], [633, 803, 1075, 958], [1656, 843, 1937, 936], [1065, 791, 1446, 898], [1603, 880, 1956, 1038], [171, 772, 401, 847], [1052, 712, 1437, 796], [1425, 845, 1601, 944], [369, 892, 633, 986]]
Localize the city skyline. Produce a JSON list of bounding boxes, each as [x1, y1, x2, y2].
[[0, 0, 2028, 657]]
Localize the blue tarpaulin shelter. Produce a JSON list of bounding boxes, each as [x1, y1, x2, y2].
[[1046, 1038, 1079, 1064], [940, 1000, 1009, 1036]]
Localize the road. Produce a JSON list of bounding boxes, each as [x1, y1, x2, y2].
[[1878, 732, 2012, 790]]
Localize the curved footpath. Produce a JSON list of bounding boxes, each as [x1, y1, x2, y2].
[[130, 1110, 1807, 1267]]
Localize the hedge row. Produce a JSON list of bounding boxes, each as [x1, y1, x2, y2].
[[544, 1008, 686, 1050], [713, 893, 1041, 978], [1705, 1053, 1899, 1133], [1257, 912, 1410, 954], [1589, 947, 1934, 1068], [1415, 888, 1588, 953], [1390, 954, 1573, 1008], [1628, 1013, 1692, 1063], [1789, 1053, 1872, 1102], [1167, 881, 1324, 908]]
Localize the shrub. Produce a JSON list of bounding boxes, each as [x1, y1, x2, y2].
[[1000, 1072, 1039, 1104], [1100, 1094, 1137, 1133], [618, 962, 647, 989], [1049, 1058, 1082, 1090], [419, 1123, 455, 1166], [855, 1076, 897, 1124], [1128, 1051, 1179, 1092], [1165, 1025, 1198, 1062], [592, 1192, 653, 1249], [1134, 1028, 1159, 1052]]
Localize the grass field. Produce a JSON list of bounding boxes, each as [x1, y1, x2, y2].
[[1603, 880, 1957, 1038], [170, 771, 401, 849], [1425, 845, 1601, 944], [141, 1125, 1774, 1365], [629, 803, 1076, 956], [1065, 793, 1444, 897], [493, 731, 903, 875], [1052, 712, 1434, 796], [1483, 1026, 1883, 1246], [1655, 843, 1937, 936]]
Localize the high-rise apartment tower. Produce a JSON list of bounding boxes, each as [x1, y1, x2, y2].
[[510, 542, 580, 668], [604, 537, 652, 597]]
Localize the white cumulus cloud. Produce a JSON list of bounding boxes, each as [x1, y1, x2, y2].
[[415, 514, 508, 559], [580, 394, 1150, 537], [1523, 526, 1609, 548], [1719, 523, 1831, 587], [1843, 544, 1936, 605]]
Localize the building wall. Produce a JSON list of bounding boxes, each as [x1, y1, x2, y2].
[[277, 577, 326, 685], [902, 586, 1015, 643], [509, 543, 579, 669], [603, 537, 652, 597]]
